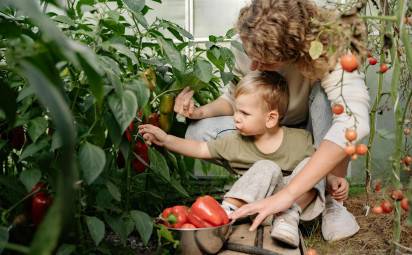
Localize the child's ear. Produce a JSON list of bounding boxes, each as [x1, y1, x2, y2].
[[266, 110, 279, 128]]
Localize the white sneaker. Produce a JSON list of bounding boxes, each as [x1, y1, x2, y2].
[[271, 205, 300, 248], [322, 195, 359, 241]]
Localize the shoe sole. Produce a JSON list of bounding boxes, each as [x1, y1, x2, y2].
[[271, 228, 299, 248]]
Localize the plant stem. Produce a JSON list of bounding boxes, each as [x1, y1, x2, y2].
[[360, 15, 397, 21], [0, 242, 29, 254]]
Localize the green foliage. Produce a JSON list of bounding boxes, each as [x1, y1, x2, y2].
[[0, 0, 235, 253]]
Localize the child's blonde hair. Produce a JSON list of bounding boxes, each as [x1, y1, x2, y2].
[[235, 71, 289, 121], [237, 0, 367, 81]]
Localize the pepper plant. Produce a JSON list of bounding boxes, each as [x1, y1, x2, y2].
[[0, 0, 238, 254]]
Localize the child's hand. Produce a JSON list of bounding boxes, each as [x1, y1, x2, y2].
[[326, 174, 349, 201], [138, 124, 168, 146]]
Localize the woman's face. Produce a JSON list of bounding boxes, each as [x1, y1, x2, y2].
[[250, 60, 284, 72]]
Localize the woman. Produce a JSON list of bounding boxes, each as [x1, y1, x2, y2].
[[175, 0, 369, 241]]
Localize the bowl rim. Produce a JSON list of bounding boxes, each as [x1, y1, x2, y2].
[[158, 219, 235, 231]]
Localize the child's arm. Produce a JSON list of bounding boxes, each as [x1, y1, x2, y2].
[[138, 124, 212, 159]]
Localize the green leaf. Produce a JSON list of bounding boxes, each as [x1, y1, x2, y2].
[[19, 169, 41, 192], [148, 148, 170, 181], [170, 178, 189, 197], [309, 40, 323, 60], [19, 138, 49, 161], [0, 227, 9, 254], [106, 181, 121, 201], [230, 40, 244, 53], [157, 224, 175, 243], [56, 244, 76, 255], [105, 215, 130, 245], [79, 142, 106, 185], [127, 79, 150, 110], [110, 43, 138, 65], [27, 116, 48, 143], [169, 73, 208, 92], [52, 15, 76, 26], [108, 90, 138, 134], [221, 72, 234, 85], [86, 216, 105, 246], [122, 0, 145, 13], [130, 210, 153, 245], [207, 49, 225, 71], [0, 80, 17, 126], [51, 131, 63, 151], [134, 12, 149, 28], [156, 36, 185, 72], [194, 58, 213, 83]]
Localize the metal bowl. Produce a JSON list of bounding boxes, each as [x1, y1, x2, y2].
[[167, 221, 233, 255]]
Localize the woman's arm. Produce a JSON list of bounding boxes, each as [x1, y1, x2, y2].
[[230, 140, 346, 231], [174, 87, 234, 119]]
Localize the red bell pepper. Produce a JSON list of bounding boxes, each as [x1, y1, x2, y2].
[[132, 140, 149, 173], [187, 210, 213, 228], [190, 195, 229, 227], [31, 192, 53, 226], [181, 223, 196, 229], [124, 122, 134, 142], [161, 205, 189, 228]]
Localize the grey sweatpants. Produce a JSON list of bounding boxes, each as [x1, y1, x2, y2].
[[223, 158, 325, 221]]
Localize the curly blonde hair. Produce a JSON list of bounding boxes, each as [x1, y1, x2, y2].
[[237, 0, 367, 81]]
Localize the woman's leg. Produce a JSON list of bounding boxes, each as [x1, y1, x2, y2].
[[309, 84, 359, 241], [185, 116, 235, 141]]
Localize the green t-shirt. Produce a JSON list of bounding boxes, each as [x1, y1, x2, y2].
[[207, 127, 314, 174]]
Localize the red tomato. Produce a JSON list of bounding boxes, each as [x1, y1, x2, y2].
[[344, 144, 356, 155], [403, 156, 412, 166], [307, 248, 318, 255], [391, 190, 404, 201], [368, 57, 377, 65], [401, 198, 409, 212], [345, 129, 357, 142], [355, 144, 368, 156], [379, 63, 389, 73], [381, 200, 393, 214], [374, 180, 382, 192], [371, 206, 383, 214], [340, 54, 358, 72], [332, 104, 344, 115]]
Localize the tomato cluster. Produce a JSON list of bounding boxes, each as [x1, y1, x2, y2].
[[372, 189, 409, 214], [343, 129, 367, 160]]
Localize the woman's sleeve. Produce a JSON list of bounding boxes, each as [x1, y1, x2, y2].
[[219, 41, 252, 110], [320, 63, 371, 148]]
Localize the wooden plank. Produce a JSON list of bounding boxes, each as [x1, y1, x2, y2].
[[262, 226, 301, 255], [219, 223, 303, 255], [218, 224, 255, 255]]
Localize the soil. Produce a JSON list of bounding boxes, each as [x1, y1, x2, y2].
[[303, 192, 412, 255]]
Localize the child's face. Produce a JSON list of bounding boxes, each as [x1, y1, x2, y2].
[[234, 92, 274, 136]]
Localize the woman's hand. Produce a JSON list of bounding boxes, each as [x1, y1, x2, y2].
[[230, 188, 295, 231], [326, 174, 349, 201], [174, 87, 204, 119], [138, 124, 168, 146]]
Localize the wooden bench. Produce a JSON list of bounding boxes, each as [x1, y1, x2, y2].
[[218, 223, 306, 255]]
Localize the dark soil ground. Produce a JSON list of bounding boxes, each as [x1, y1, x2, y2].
[[303, 189, 412, 255]]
